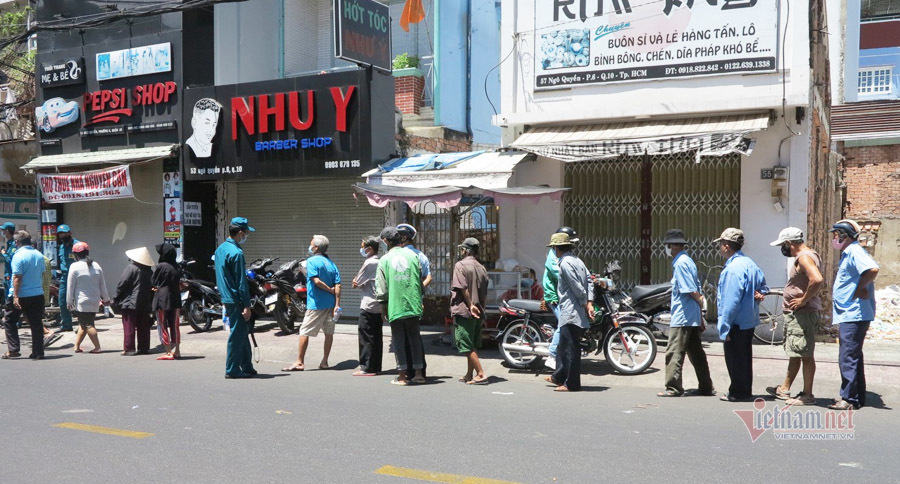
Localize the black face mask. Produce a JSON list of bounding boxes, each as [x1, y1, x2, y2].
[[780, 244, 792, 257]]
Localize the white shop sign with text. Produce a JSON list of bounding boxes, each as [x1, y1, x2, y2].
[[38, 165, 133, 203], [533, 0, 779, 90]]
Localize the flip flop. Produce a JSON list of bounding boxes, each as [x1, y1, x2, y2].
[[318, 364, 330, 370], [412, 377, 426, 384], [554, 386, 570, 392], [74, 348, 83, 353], [458, 377, 472, 383], [89, 349, 102, 354], [390, 379, 409, 386], [657, 390, 683, 397], [1, 352, 19, 359], [353, 371, 376, 376], [467, 378, 489, 385], [281, 365, 304, 372], [544, 376, 560, 385], [156, 354, 174, 360]]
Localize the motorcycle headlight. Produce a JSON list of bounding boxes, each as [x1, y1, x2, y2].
[[246, 269, 256, 279]]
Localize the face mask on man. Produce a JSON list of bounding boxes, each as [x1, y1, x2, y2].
[[359, 248, 368, 257], [665, 246, 672, 258], [780, 243, 792, 257], [832, 235, 848, 251], [308, 245, 316, 256], [238, 234, 249, 245]]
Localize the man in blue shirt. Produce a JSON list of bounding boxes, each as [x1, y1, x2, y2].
[[715, 228, 768, 402], [828, 219, 879, 410], [544, 226, 578, 370], [2, 231, 45, 359], [282, 234, 341, 372], [657, 229, 714, 397], [55, 225, 79, 332], [215, 217, 256, 379]]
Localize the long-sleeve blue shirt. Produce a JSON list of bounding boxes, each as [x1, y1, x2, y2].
[[214, 238, 251, 307], [3, 238, 15, 282], [58, 238, 80, 275], [716, 251, 768, 340]]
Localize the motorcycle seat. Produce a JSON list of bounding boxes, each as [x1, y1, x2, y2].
[[630, 283, 672, 302], [505, 299, 549, 314]]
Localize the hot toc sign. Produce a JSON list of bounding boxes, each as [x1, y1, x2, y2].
[[83, 81, 177, 126]]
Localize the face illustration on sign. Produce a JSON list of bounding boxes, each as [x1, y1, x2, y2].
[[35, 97, 80, 133], [185, 98, 222, 158]]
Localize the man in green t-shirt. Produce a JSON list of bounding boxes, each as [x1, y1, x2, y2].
[[376, 227, 424, 386]]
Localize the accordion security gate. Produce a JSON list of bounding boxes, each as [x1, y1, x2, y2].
[[564, 152, 741, 290]]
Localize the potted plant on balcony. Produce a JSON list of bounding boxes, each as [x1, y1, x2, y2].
[[393, 53, 425, 115]]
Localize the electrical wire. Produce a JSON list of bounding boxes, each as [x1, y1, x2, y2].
[[484, 33, 518, 117], [780, 0, 799, 136]]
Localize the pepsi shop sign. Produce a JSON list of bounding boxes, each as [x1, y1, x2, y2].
[[183, 70, 388, 181], [82, 81, 177, 126]]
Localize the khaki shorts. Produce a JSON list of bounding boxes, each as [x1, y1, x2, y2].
[[784, 311, 818, 358], [299, 308, 335, 337]]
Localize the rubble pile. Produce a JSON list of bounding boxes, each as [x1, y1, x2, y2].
[[871, 286, 900, 342]]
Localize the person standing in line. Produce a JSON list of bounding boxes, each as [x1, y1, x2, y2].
[[546, 232, 594, 392], [1, 231, 45, 359], [114, 247, 154, 356], [55, 225, 79, 333], [764, 228, 824, 405], [657, 229, 715, 398], [376, 227, 424, 386], [1, 222, 16, 293], [829, 219, 879, 410], [397, 223, 429, 377], [352, 236, 382, 376], [215, 217, 256, 379], [282, 235, 341, 372], [67, 242, 109, 354], [451, 237, 490, 385], [153, 243, 182, 360], [543, 226, 579, 370], [714, 228, 768, 402]]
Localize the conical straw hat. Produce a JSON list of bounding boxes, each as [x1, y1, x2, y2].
[[125, 247, 155, 267]]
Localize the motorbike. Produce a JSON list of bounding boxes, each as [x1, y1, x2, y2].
[[498, 265, 658, 375], [245, 257, 279, 330], [179, 260, 223, 332], [263, 258, 308, 334]]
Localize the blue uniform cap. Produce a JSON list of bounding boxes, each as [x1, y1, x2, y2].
[[230, 217, 255, 232], [0, 222, 15, 231], [57, 224, 71, 233]]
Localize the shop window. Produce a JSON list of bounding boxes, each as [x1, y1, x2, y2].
[[857, 67, 893, 96]]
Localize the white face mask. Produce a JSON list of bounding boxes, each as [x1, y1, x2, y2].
[[665, 246, 672, 257], [308, 245, 315, 256], [238, 234, 248, 245], [359, 248, 368, 257]]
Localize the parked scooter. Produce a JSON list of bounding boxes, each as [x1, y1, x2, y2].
[[245, 257, 279, 330], [179, 260, 222, 332], [263, 259, 308, 334], [498, 268, 658, 375]]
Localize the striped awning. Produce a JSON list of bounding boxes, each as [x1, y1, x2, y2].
[[511, 112, 771, 162], [22, 144, 179, 171], [832, 101, 900, 141]]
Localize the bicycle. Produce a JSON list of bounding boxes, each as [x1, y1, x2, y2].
[[697, 261, 785, 345]]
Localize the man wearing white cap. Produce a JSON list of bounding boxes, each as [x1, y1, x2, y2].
[[714, 228, 768, 402], [765, 228, 823, 406]]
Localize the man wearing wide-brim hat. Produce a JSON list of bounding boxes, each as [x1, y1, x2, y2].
[[545, 232, 594, 392], [657, 229, 715, 398], [714, 228, 768, 402], [114, 247, 155, 356]]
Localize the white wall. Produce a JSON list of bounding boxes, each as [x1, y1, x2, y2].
[[65, 160, 164, 295], [828, 0, 848, 105], [842, 0, 862, 103], [215, 0, 283, 85], [497, 0, 810, 126]]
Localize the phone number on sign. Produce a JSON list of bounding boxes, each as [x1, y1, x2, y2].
[[324, 160, 360, 169]]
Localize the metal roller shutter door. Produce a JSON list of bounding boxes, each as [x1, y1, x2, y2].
[[236, 178, 385, 317]]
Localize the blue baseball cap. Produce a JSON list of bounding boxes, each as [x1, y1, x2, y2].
[[0, 222, 15, 231], [230, 217, 255, 232], [57, 224, 71, 233]]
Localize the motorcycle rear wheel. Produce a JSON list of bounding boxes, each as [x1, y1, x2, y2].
[[273, 298, 298, 334], [498, 319, 544, 369], [185, 298, 213, 332], [603, 324, 657, 374], [754, 289, 785, 345]]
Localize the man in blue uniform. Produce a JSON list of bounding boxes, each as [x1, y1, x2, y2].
[[215, 217, 256, 379], [1, 222, 16, 288], [56, 225, 79, 333], [715, 228, 768, 402], [829, 219, 879, 410], [657, 229, 714, 397]]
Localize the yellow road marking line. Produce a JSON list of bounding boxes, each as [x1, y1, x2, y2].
[[374, 465, 523, 484], [53, 422, 154, 439]]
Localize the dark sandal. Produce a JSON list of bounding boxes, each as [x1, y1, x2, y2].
[[1, 351, 20, 359]]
